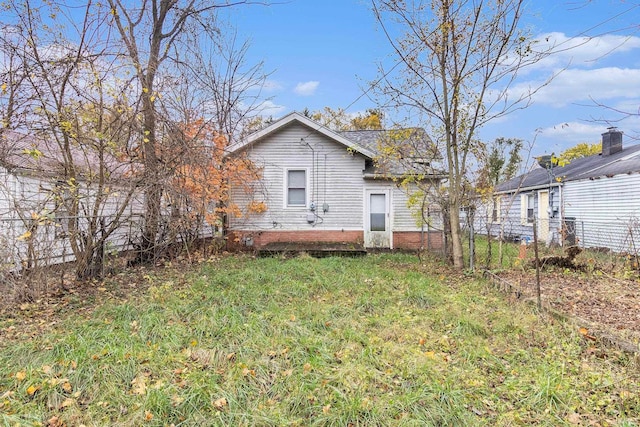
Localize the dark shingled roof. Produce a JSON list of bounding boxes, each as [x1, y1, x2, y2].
[[339, 128, 444, 179], [497, 143, 640, 192], [0, 130, 133, 180]]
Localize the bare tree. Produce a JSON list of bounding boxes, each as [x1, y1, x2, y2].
[[371, 0, 553, 268], [106, 0, 262, 264], [1, 1, 140, 280]]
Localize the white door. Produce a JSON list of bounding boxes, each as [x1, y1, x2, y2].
[[365, 190, 391, 248], [538, 190, 549, 243]]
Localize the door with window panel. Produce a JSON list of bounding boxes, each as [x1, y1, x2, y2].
[[365, 190, 390, 248]]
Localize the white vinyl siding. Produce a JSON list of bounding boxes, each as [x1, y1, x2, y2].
[[228, 121, 442, 234], [229, 122, 367, 231], [0, 165, 149, 271], [391, 183, 442, 232], [564, 174, 640, 251]]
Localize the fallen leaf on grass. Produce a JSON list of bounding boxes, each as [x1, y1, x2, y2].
[[60, 397, 75, 409], [213, 397, 228, 410], [131, 375, 147, 395], [27, 385, 41, 396], [171, 395, 185, 406], [47, 415, 66, 427], [566, 412, 581, 424], [579, 327, 597, 341]]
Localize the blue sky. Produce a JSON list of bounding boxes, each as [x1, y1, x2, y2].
[[228, 0, 640, 157]]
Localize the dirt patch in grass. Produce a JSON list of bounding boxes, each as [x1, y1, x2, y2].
[[494, 268, 640, 347], [0, 261, 190, 342]]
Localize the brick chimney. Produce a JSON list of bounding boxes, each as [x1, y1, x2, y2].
[[601, 127, 623, 156]]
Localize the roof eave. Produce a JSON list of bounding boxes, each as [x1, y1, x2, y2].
[[495, 181, 562, 194], [228, 112, 377, 159], [363, 172, 447, 181]]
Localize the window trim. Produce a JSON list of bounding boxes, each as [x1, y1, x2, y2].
[[526, 193, 535, 224], [521, 193, 535, 225], [284, 168, 309, 208]]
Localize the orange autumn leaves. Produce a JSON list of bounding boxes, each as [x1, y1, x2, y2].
[[173, 118, 265, 225]]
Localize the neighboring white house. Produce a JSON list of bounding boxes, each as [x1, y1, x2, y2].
[[0, 130, 144, 272], [226, 112, 445, 251], [484, 127, 640, 252]]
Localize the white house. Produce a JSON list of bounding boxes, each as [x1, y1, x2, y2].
[[487, 127, 640, 252], [0, 130, 144, 273], [226, 112, 446, 252]]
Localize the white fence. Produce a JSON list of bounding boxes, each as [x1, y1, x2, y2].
[[0, 213, 219, 276]]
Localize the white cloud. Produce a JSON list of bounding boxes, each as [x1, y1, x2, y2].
[[539, 121, 606, 142], [537, 119, 640, 152], [509, 32, 640, 75], [529, 32, 640, 70], [294, 81, 319, 96], [508, 67, 640, 107], [255, 100, 287, 117]]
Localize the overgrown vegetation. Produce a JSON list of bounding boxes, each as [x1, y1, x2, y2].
[[1, 254, 637, 426]]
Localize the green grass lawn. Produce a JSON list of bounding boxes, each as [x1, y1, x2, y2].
[[1, 254, 638, 426]]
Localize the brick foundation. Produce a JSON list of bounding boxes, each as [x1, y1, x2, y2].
[[393, 231, 444, 250], [227, 229, 443, 252], [227, 230, 364, 251]]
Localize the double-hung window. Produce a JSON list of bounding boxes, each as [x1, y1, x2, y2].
[[287, 169, 306, 207], [526, 194, 535, 223], [520, 193, 536, 225], [491, 196, 501, 223]]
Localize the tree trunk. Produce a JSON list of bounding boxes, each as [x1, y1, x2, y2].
[[139, 76, 162, 264], [449, 204, 465, 269]]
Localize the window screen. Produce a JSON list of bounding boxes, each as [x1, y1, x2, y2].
[[287, 170, 306, 206], [526, 194, 535, 223], [370, 193, 386, 231]]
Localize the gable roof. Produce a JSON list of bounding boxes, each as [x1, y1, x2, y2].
[[228, 112, 377, 158], [230, 112, 445, 179], [497, 143, 640, 192]]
